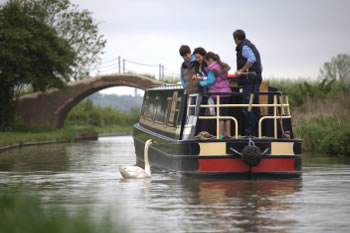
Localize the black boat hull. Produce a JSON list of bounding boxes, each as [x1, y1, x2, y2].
[[133, 123, 302, 178]]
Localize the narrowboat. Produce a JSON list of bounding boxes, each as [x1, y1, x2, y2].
[[133, 77, 302, 178]]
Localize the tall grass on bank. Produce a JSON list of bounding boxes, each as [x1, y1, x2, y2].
[[294, 115, 350, 155], [0, 192, 128, 233], [292, 92, 350, 155], [270, 78, 350, 155]]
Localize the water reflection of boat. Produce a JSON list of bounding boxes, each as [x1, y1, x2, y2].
[[179, 178, 301, 233], [133, 78, 302, 178], [196, 179, 300, 205]]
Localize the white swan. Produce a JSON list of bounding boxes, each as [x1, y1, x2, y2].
[[119, 139, 153, 179]]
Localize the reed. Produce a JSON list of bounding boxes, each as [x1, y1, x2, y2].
[[270, 79, 350, 155]]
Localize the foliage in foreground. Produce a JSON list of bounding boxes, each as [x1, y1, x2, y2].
[[0, 192, 128, 233]]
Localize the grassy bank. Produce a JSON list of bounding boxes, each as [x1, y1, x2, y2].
[[0, 125, 97, 148], [94, 125, 133, 134], [0, 191, 128, 233], [0, 125, 136, 149], [271, 79, 350, 155], [0, 99, 138, 149]]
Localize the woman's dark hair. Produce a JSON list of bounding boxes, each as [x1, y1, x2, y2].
[[233, 29, 246, 41], [179, 45, 191, 57], [205, 52, 226, 69], [193, 47, 207, 57]]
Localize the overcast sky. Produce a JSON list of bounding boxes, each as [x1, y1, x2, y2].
[[70, 0, 350, 78], [2, 0, 350, 94]]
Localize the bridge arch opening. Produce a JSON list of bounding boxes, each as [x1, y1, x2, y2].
[[16, 74, 164, 128], [58, 85, 147, 129], [62, 86, 145, 128]]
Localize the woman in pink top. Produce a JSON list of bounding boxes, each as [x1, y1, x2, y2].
[[196, 52, 232, 138]]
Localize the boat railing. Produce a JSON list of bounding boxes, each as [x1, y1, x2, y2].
[[149, 84, 183, 91], [187, 91, 291, 139]]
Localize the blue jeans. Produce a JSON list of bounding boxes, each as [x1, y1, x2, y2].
[[242, 84, 260, 135]]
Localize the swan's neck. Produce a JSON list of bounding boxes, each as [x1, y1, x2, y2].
[[144, 139, 152, 176]]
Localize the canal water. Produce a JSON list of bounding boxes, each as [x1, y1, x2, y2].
[[0, 136, 350, 233]]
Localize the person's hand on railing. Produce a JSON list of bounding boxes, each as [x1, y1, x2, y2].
[[234, 71, 257, 77], [234, 70, 242, 76]]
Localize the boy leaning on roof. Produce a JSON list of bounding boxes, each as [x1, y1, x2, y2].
[[179, 45, 201, 95]]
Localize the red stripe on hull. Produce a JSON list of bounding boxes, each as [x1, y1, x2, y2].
[[252, 158, 295, 172], [198, 158, 249, 172], [198, 158, 296, 173]]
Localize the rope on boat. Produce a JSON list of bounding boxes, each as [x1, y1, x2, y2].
[[277, 91, 288, 138]]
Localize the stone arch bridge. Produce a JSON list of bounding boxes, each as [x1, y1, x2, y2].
[[16, 74, 164, 128]]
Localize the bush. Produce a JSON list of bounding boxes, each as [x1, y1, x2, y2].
[[295, 119, 332, 152], [294, 114, 350, 155], [65, 100, 140, 128], [320, 127, 350, 156]]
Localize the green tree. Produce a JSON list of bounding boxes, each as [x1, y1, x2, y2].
[[0, 0, 75, 130], [319, 54, 350, 82], [36, 0, 106, 80]]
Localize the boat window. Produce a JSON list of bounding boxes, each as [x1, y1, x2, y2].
[[144, 94, 154, 119], [164, 97, 173, 126], [154, 96, 165, 123], [173, 97, 182, 127], [152, 96, 159, 122], [167, 91, 178, 127], [141, 94, 148, 118]]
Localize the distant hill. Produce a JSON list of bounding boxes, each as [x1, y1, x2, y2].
[[85, 93, 144, 113]]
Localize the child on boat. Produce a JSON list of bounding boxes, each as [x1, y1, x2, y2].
[[195, 52, 232, 138], [179, 45, 201, 95]]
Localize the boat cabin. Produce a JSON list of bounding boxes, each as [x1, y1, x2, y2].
[[135, 77, 302, 177], [139, 78, 294, 141]]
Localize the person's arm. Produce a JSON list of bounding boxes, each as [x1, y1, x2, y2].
[[200, 70, 216, 87], [221, 63, 231, 73], [180, 68, 185, 87], [212, 63, 231, 76], [235, 45, 256, 75]]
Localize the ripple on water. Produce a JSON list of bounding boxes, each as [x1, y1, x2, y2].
[[0, 136, 350, 233]]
